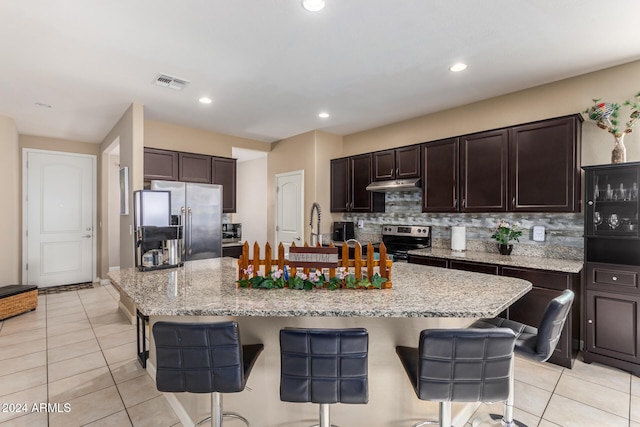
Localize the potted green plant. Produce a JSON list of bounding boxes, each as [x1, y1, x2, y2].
[[491, 220, 522, 255]]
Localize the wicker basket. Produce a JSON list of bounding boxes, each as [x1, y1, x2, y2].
[[0, 286, 38, 320]]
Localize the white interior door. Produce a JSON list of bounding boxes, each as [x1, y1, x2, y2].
[[23, 150, 96, 287], [275, 170, 303, 254]]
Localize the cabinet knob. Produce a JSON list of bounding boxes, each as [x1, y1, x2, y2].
[[588, 319, 593, 324], [612, 276, 617, 281], [587, 200, 594, 206]]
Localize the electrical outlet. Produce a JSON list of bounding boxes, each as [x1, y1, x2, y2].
[[357, 219, 364, 229], [532, 226, 545, 242]]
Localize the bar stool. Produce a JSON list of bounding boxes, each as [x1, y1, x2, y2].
[[279, 328, 369, 427], [470, 289, 575, 427], [396, 328, 517, 427], [153, 321, 264, 427]]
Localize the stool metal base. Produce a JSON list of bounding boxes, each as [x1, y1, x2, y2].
[[194, 392, 250, 427], [308, 403, 338, 427], [470, 359, 527, 427], [471, 413, 527, 427], [410, 401, 451, 427]]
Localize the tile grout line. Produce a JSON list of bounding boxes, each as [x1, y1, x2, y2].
[[79, 285, 136, 427]]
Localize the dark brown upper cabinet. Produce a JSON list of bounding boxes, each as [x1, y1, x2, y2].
[[422, 138, 458, 212], [144, 147, 237, 213], [212, 157, 237, 213], [373, 145, 421, 181], [420, 114, 582, 213], [330, 154, 384, 213], [144, 148, 178, 181], [178, 152, 212, 183], [509, 115, 582, 212], [460, 129, 509, 212]]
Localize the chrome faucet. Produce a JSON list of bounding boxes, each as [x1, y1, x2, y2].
[[309, 202, 321, 246]]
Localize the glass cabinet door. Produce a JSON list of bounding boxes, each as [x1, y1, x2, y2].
[[586, 167, 639, 237]]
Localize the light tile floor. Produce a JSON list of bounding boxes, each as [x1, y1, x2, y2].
[[0, 283, 638, 427]]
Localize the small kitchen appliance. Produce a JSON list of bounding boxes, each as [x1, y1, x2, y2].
[[222, 223, 242, 243], [381, 225, 431, 261], [332, 221, 355, 242], [133, 190, 184, 271]]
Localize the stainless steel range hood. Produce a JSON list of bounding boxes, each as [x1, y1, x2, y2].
[[365, 178, 421, 192]]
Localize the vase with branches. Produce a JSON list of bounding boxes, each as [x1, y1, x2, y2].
[[584, 92, 640, 163]]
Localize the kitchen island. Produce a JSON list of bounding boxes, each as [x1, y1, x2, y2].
[[109, 258, 532, 427]]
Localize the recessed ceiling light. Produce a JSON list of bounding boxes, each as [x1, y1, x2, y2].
[[302, 0, 325, 12], [35, 102, 52, 108], [199, 97, 213, 104], [449, 63, 468, 72], [318, 112, 330, 118]]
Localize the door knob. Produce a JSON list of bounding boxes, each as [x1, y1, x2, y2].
[[295, 237, 301, 241], [82, 234, 91, 238], [588, 319, 593, 324]]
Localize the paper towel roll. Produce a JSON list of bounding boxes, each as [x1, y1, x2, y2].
[[451, 226, 466, 252]]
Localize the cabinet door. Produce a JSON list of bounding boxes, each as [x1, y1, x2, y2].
[[460, 130, 508, 212], [351, 154, 384, 212], [510, 116, 580, 212], [586, 290, 640, 364], [395, 145, 421, 179], [422, 138, 458, 212], [144, 148, 178, 181], [330, 158, 350, 212], [179, 152, 211, 183], [584, 165, 639, 238], [373, 150, 395, 181], [212, 157, 237, 213]]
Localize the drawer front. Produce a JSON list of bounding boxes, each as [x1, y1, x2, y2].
[[501, 267, 571, 292], [450, 260, 498, 275], [594, 269, 637, 287], [587, 263, 639, 294], [408, 256, 448, 268]]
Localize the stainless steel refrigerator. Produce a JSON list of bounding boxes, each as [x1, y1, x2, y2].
[[151, 181, 222, 260]]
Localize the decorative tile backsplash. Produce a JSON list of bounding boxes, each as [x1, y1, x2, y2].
[[340, 191, 584, 260]]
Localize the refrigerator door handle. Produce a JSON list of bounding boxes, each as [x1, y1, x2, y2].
[[181, 206, 187, 258], [187, 206, 193, 256]]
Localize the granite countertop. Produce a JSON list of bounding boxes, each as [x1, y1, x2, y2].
[[108, 258, 531, 318], [408, 248, 583, 274]]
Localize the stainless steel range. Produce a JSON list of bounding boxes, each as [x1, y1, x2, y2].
[[381, 225, 431, 261]]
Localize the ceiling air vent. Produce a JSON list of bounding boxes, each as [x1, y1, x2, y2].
[[154, 73, 190, 91]]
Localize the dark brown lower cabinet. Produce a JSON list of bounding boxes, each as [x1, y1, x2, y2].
[[583, 262, 640, 376], [408, 255, 581, 368], [222, 245, 243, 258]]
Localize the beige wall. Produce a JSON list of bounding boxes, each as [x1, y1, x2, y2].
[[0, 116, 19, 285], [235, 156, 268, 253], [99, 103, 144, 276], [266, 130, 343, 245], [343, 60, 640, 166], [144, 119, 270, 157]]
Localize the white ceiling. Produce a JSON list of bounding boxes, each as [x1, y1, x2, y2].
[[1, 1, 639, 145]]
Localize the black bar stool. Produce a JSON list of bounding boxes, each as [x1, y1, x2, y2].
[[470, 289, 575, 427], [153, 321, 264, 427], [396, 328, 517, 427], [280, 328, 369, 427]]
